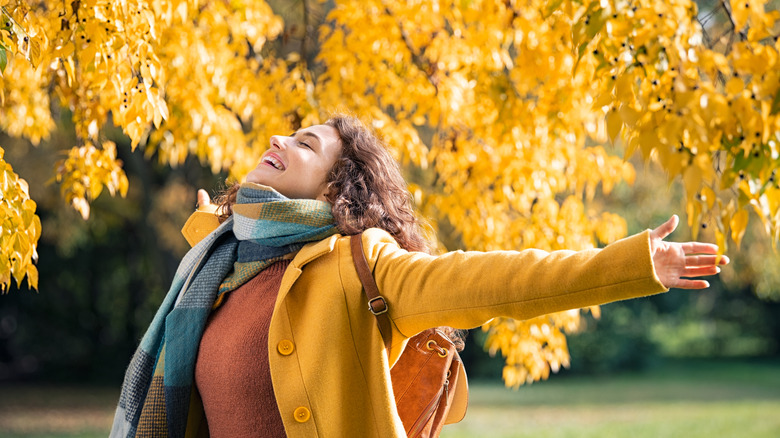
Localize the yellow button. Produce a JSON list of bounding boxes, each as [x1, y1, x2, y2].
[[277, 339, 295, 356], [293, 406, 311, 423]]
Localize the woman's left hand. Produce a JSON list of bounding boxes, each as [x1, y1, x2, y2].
[[649, 215, 729, 289]]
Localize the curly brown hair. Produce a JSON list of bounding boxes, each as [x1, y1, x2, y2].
[[322, 116, 433, 253], [215, 116, 432, 253]]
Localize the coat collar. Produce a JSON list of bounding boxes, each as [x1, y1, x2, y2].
[[289, 233, 342, 269]]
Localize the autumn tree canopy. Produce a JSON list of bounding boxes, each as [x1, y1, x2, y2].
[[1, 0, 779, 387]]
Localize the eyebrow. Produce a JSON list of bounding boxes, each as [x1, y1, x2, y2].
[[291, 131, 322, 148]]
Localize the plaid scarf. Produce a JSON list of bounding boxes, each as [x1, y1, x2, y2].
[[110, 182, 337, 438]]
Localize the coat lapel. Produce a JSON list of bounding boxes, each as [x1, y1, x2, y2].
[[275, 234, 342, 304]]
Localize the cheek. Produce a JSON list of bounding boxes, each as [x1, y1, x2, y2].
[[316, 164, 334, 186]]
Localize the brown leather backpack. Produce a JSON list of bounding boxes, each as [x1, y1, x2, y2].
[[350, 235, 468, 437]]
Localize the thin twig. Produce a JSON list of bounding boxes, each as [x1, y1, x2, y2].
[[724, 27, 735, 55], [698, 2, 723, 27], [696, 16, 712, 46], [710, 26, 733, 49]]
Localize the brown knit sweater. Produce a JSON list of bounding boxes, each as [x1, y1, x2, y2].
[[195, 260, 290, 438]]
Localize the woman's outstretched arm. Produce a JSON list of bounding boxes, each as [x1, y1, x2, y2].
[[361, 215, 729, 338], [650, 215, 729, 290]]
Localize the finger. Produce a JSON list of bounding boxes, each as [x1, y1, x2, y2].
[[197, 189, 211, 207], [683, 255, 725, 267], [651, 215, 679, 240], [681, 265, 721, 277], [680, 242, 719, 255], [673, 279, 710, 289]]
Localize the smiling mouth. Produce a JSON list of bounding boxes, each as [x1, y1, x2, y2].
[[262, 154, 286, 170]]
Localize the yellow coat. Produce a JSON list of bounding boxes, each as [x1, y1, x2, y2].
[[181, 212, 668, 437]]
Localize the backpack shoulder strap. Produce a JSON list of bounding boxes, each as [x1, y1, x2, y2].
[[350, 234, 394, 351]]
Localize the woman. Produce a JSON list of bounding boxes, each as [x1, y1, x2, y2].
[[112, 116, 727, 438]]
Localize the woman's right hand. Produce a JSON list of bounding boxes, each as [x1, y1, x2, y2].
[[196, 189, 217, 214]]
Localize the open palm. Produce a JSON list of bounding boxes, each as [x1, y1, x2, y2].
[[649, 215, 729, 289]]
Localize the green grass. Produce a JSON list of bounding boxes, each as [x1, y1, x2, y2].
[[1, 359, 778, 437], [0, 385, 118, 438], [441, 358, 780, 438]]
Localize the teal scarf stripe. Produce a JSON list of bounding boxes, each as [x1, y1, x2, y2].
[[111, 183, 338, 438], [138, 218, 234, 354], [234, 217, 336, 247], [236, 201, 336, 226]]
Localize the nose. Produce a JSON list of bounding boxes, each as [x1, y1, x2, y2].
[[270, 135, 286, 150]]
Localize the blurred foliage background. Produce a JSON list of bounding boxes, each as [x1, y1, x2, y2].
[[2, 131, 779, 385], [0, 0, 779, 393]]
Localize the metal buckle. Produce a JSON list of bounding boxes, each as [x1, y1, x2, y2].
[[367, 296, 389, 315]]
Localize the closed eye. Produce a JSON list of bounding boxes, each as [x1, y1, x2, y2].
[[290, 131, 320, 150]]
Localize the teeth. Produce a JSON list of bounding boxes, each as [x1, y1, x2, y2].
[[264, 156, 284, 170]]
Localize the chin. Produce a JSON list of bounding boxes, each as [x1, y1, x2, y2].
[[244, 171, 266, 185]]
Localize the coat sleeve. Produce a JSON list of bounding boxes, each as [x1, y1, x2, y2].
[[360, 229, 668, 339]]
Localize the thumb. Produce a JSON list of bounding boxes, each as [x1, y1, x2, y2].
[[197, 189, 211, 208], [651, 215, 679, 240]]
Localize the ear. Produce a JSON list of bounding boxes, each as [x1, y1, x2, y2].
[[317, 178, 339, 203], [315, 185, 333, 202]]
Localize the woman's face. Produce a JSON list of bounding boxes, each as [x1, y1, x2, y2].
[[246, 124, 342, 200]]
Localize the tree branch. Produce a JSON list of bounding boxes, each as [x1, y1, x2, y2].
[[301, 0, 308, 62], [381, 3, 439, 91]]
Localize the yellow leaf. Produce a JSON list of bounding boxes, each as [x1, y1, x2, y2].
[[725, 77, 744, 95], [715, 230, 726, 264], [619, 104, 640, 127], [615, 74, 634, 101], [25, 264, 38, 290], [687, 199, 703, 240], [730, 0, 749, 30], [730, 209, 749, 248], [625, 134, 640, 159], [684, 164, 703, 202], [592, 92, 614, 110], [701, 186, 716, 210], [606, 109, 622, 144], [638, 130, 661, 161]]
